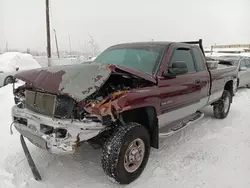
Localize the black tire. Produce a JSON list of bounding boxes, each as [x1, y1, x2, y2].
[[246, 84, 250, 89], [4, 76, 13, 86], [213, 90, 232, 119], [101, 122, 150, 184]]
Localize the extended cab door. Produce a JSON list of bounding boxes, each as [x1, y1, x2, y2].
[[191, 47, 210, 104], [157, 44, 209, 128]]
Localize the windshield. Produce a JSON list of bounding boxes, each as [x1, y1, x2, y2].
[[94, 44, 165, 75]]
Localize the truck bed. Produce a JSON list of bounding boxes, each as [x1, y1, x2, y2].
[[208, 64, 237, 104]]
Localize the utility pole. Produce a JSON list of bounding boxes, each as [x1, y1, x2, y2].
[[46, 0, 52, 66], [53, 29, 60, 58]]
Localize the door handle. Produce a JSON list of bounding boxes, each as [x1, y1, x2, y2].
[[195, 80, 201, 84]]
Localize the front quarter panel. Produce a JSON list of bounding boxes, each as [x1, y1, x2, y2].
[[113, 86, 161, 115]]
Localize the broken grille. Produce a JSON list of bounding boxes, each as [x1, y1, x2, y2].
[[25, 90, 57, 116]]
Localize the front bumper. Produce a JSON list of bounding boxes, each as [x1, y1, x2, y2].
[[12, 105, 104, 154]]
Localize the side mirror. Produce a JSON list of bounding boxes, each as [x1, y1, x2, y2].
[[240, 67, 247, 71], [163, 61, 188, 78], [163, 71, 176, 79]]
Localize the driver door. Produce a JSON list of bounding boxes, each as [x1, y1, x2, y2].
[[157, 46, 201, 128]]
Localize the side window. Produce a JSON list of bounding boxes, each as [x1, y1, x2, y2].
[[244, 59, 250, 68], [191, 47, 205, 71], [169, 48, 196, 74], [240, 60, 246, 68]]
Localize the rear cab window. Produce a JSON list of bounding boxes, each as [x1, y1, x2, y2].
[[191, 47, 206, 71]]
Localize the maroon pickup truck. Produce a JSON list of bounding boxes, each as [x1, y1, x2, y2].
[[11, 40, 237, 184]]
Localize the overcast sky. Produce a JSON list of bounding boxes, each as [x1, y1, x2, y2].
[[1, 0, 250, 52]]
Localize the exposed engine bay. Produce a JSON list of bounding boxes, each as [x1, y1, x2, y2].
[[75, 72, 153, 123]]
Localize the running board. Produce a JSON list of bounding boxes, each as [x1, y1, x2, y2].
[[159, 112, 204, 138], [20, 135, 42, 181]]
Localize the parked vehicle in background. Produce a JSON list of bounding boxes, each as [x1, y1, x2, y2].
[[12, 39, 237, 184], [212, 56, 250, 90], [0, 69, 18, 86], [0, 53, 19, 87], [0, 52, 41, 87]]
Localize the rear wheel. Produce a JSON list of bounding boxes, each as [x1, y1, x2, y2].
[[101, 122, 150, 184], [213, 90, 232, 119], [4, 76, 13, 86]]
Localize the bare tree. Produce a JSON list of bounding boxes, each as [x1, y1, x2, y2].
[[88, 34, 100, 57]]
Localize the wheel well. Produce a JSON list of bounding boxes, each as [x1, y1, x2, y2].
[[224, 80, 233, 102], [4, 76, 14, 84], [121, 107, 159, 149]]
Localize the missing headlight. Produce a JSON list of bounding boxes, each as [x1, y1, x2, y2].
[[55, 128, 67, 138]]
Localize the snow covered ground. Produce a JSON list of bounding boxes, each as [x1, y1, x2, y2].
[[1, 84, 250, 188]]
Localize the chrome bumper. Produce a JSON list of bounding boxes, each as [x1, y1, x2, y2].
[[12, 105, 104, 154]]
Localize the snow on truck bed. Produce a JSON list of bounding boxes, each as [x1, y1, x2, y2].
[[1, 84, 250, 188]]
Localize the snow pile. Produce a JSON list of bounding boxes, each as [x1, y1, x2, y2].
[[0, 52, 41, 72]]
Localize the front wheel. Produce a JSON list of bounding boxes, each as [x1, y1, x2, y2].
[[101, 122, 150, 184], [213, 90, 232, 119]]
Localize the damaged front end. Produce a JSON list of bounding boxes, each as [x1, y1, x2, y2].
[[11, 63, 155, 154]]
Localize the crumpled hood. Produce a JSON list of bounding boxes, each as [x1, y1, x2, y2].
[[14, 63, 111, 101], [14, 63, 156, 102]]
